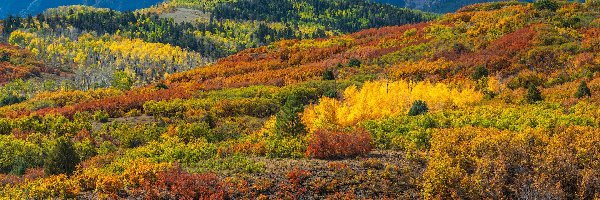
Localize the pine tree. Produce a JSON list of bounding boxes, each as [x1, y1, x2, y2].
[[275, 97, 307, 137], [44, 137, 80, 175], [408, 100, 429, 116], [526, 84, 543, 104], [575, 81, 592, 98], [322, 69, 335, 80]]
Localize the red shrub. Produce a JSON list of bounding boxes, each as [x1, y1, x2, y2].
[[306, 129, 373, 159], [146, 165, 226, 200]]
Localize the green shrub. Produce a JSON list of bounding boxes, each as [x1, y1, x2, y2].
[[526, 84, 543, 104], [471, 65, 489, 80], [44, 136, 80, 175], [0, 118, 12, 135], [178, 122, 218, 143], [322, 69, 335, 80], [348, 58, 361, 67], [265, 136, 306, 158], [93, 110, 110, 123], [575, 81, 592, 98], [408, 100, 429, 116], [534, 0, 560, 11]]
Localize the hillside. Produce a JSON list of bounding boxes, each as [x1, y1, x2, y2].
[[376, 0, 535, 13], [0, 0, 163, 18], [1, 1, 600, 199], [1, 1, 434, 91]]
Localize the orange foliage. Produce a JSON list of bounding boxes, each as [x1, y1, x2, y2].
[[306, 129, 373, 159]]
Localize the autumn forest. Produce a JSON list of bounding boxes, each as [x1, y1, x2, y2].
[[0, 0, 599, 199]]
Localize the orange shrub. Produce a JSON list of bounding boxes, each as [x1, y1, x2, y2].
[[306, 129, 373, 159]]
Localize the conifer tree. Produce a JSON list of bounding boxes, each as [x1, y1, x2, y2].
[[575, 81, 592, 98]]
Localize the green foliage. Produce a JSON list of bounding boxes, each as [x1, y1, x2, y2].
[[265, 136, 306, 158], [575, 81, 591, 98], [348, 58, 361, 68], [177, 122, 218, 143], [534, 0, 560, 11], [408, 100, 429, 116], [526, 84, 543, 104], [74, 139, 97, 161], [111, 71, 133, 90], [0, 94, 26, 107], [275, 98, 307, 137], [44, 136, 80, 175], [93, 110, 110, 123], [471, 65, 489, 80], [0, 135, 44, 174], [322, 69, 335, 80]]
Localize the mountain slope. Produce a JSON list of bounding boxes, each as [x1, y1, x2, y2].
[[375, 0, 535, 13], [0, 0, 163, 18], [1, 1, 600, 199]]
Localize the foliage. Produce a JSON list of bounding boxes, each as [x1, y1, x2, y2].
[[526, 84, 543, 104], [575, 81, 591, 98], [408, 100, 429, 116], [275, 98, 307, 137], [306, 129, 373, 159], [303, 80, 482, 131], [44, 137, 80, 176]]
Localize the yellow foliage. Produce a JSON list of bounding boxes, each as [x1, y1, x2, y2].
[[303, 80, 483, 131]]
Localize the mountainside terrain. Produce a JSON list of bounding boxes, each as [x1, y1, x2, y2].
[[0, 0, 537, 17], [0, 0, 163, 18], [375, 0, 535, 13], [0, 0, 599, 199], [1, 1, 434, 91]]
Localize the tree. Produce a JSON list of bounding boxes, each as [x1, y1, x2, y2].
[[525, 84, 543, 104], [575, 81, 592, 98], [534, 0, 560, 11], [44, 137, 80, 175], [275, 97, 307, 137], [471, 65, 489, 80], [322, 69, 335, 80], [408, 100, 429, 116], [348, 58, 361, 67]]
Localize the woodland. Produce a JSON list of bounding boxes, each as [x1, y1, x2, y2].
[[0, 0, 599, 199]]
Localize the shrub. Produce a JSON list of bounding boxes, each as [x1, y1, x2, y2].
[[525, 84, 543, 104], [44, 136, 80, 175], [348, 58, 361, 67], [0, 118, 11, 135], [408, 100, 429, 116], [534, 0, 560, 11], [145, 165, 225, 200], [322, 69, 335, 80], [177, 122, 216, 143], [306, 129, 373, 159], [265, 136, 306, 158], [93, 110, 110, 123], [575, 81, 592, 98], [471, 65, 489, 80]]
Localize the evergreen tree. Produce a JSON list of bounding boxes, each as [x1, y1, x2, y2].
[[44, 137, 80, 175], [471, 65, 489, 80], [408, 100, 429, 116], [526, 84, 543, 104], [322, 69, 335, 80], [275, 97, 307, 137], [575, 81, 592, 98]]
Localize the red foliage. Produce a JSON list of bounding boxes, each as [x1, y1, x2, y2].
[[144, 165, 226, 200], [0, 43, 55, 84], [454, 25, 537, 72], [306, 129, 373, 159]]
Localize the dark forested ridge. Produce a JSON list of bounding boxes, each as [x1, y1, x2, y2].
[[0, 0, 163, 18]]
